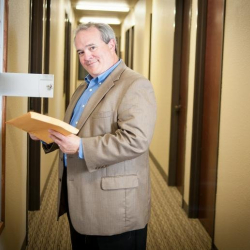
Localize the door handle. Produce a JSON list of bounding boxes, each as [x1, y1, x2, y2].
[[175, 104, 182, 112]]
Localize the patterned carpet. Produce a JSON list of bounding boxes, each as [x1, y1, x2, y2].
[[26, 156, 211, 250]]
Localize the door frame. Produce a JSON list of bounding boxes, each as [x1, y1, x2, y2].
[[188, 0, 208, 218], [168, 0, 184, 186], [64, 12, 71, 109], [125, 26, 134, 69], [188, 0, 226, 240], [27, 0, 44, 211], [168, 0, 192, 194], [0, 0, 8, 235]]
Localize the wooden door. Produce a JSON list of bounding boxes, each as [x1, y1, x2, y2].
[[64, 13, 71, 109], [199, 0, 225, 237], [28, 0, 44, 211], [169, 0, 192, 195], [28, 0, 51, 210], [189, 0, 225, 239], [125, 26, 134, 69]]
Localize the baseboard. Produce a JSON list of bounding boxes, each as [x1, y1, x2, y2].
[[21, 235, 27, 250], [182, 197, 189, 214], [211, 242, 218, 250], [149, 150, 168, 184]]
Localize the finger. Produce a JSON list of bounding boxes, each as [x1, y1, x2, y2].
[[29, 133, 39, 140], [48, 134, 63, 148], [48, 133, 57, 142], [48, 129, 65, 139], [48, 132, 66, 145]]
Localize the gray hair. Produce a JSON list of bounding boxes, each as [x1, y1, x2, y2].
[[74, 22, 117, 54]]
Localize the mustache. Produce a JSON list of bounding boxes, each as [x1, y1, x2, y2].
[[85, 60, 97, 65]]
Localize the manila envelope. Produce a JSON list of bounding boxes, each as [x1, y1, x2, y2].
[[6, 111, 79, 144]]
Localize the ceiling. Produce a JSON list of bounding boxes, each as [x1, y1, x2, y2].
[[70, 0, 138, 24]]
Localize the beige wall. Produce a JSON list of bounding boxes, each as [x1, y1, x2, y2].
[[123, 1, 250, 249], [110, 25, 121, 38], [149, 0, 175, 175], [40, 0, 69, 193], [133, 0, 152, 77], [214, 0, 250, 249], [0, 0, 77, 249], [121, 7, 135, 60], [148, 0, 198, 205], [0, 0, 29, 249], [121, 0, 175, 175], [121, 0, 152, 78], [40, 0, 77, 197]]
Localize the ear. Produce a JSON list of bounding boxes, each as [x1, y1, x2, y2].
[[108, 39, 116, 51]]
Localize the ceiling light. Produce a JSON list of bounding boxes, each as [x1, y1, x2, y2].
[[76, 2, 130, 12], [79, 17, 121, 25]]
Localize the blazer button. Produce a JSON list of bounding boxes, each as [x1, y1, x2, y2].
[[59, 178, 62, 182]]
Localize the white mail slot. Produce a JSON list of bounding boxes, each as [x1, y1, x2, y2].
[[0, 72, 54, 98]]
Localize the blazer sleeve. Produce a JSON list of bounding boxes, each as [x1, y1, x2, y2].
[[82, 77, 157, 172]]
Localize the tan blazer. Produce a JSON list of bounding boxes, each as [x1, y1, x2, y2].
[[45, 60, 156, 236]]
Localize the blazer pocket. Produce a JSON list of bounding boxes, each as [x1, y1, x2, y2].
[[101, 175, 138, 190]]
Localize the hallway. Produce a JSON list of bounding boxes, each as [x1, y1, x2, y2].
[[1, 0, 250, 249], [26, 156, 211, 250]]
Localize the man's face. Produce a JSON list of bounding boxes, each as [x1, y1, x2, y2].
[[75, 27, 117, 78]]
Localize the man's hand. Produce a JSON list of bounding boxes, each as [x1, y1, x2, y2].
[[29, 133, 40, 141], [48, 129, 81, 154]]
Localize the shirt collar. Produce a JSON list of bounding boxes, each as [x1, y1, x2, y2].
[[84, 59, 121, 85]]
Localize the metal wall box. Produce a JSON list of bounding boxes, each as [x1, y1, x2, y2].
[[0, 72, 54, 98]]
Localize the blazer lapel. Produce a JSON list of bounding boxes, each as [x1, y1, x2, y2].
[[76, 79, 115, 130], [65, 60, 127, 131], [76, 61, 127, 130]]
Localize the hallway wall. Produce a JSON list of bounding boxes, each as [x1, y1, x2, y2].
[[120, 0, 198, 203], [121, 0, 152, 79], [133, 0, 152, 78], [149, 0, 175, 175], [214, 0, 250, 249], [0, 0, 77, 249], [122, 0, 250, 249], [40, 0, 77, 195], [0, 1, 29, 249]]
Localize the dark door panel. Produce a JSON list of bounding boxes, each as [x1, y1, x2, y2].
[[189, 0, 226, 240], [198, 0, 225, 237], [169, 0, 191, 196]]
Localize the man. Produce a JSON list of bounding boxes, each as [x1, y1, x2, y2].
[[30, 22, 156, 249]]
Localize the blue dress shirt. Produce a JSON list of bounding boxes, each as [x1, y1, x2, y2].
[[64, 59, 121, 166]]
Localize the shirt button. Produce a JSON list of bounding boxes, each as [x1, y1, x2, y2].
[[76, 121, 78, 125], [99, 82, 102, 85], [82, 105, 85, 108], [89, 89, 92, 91]]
